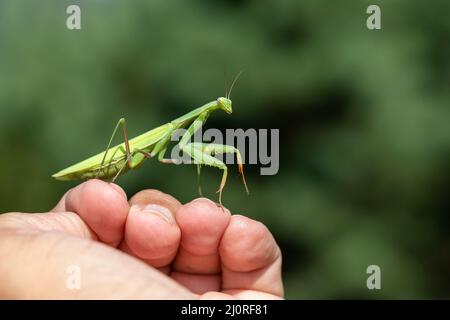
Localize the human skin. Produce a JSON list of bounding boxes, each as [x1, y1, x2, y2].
[[0, 179, 283, 299]]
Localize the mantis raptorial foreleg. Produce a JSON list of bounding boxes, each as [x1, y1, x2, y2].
[[171, 112, 249, 204], [187, 142, 249, 195], [182, 145, 229, 205]]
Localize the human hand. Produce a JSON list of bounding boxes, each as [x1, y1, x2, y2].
[[0, 180, 283, 299]]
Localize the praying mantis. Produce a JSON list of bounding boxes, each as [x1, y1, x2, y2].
[[52, 77, 249, 205]]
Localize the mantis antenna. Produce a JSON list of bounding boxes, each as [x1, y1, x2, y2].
[[224, 65, 229, 98], [227, 70, 243, 99]]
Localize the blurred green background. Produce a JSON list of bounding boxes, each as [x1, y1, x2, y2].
[[0, 0, 449, 298]]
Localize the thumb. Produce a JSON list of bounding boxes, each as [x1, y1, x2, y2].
[[0, 213, 194, 299]]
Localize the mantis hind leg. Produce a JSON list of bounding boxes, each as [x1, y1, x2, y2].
[[111, 148, 149, 182], [96, 118, 132, 179]]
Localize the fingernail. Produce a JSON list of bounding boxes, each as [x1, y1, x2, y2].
[[140, 204, 174, 224], [189, 197, 216, 206], [108, 183, 128, 200]]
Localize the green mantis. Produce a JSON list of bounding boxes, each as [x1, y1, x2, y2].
[[52, 91, 249, 205]]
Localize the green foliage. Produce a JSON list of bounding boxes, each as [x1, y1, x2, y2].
[[0, 0, 449, 298]]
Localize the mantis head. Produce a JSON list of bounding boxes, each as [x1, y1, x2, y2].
[[219, 69, 243, 114], [217, 97, 233, 114]]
